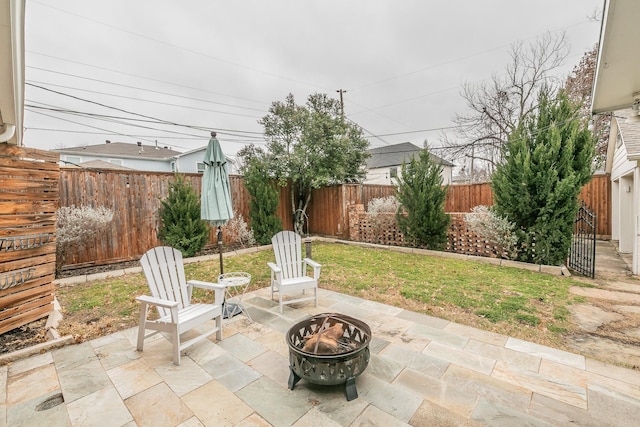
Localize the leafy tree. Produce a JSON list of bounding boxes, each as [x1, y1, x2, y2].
[[492, 90, 595, 265], [244, 159, 282, 244], [395, 148, 450, 249], [443, 32, 570, 176], [564, 44, 610, 166], [158, 174, 209, 257], [241, 92, 370, 235]]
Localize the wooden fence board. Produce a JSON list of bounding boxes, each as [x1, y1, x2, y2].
[[0, 145, 58, 334]]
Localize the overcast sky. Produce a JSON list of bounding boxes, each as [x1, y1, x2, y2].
[[22, 0, 603, 161]]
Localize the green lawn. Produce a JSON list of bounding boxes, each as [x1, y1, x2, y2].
[[56, 241, 591, 348]]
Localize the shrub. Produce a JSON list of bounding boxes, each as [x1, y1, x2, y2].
[[56, 205, 114, 277], [158, 174, 209, 257], [225, 211, 256, 248], [244, 159, 282, 244], [464, 205, 518, 259], [367, 196, 398, 216]]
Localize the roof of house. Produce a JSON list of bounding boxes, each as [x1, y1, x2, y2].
[[65, 160, 135, 171], [367, 142, 454, 169], [53, 141, 182, 160], [617, 109, 640, 158]]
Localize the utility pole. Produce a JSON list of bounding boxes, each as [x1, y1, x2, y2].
[[336, 89, 347, 117]]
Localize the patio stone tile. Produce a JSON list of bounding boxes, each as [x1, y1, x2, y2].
[[246, 306, 279, 327], [8, 351, 52, 376], [0, 403, 5, 427], [357, 372, 423, 423], [371, 316, 414, 339], [218, 333, 267, 362], [57, 359, 112, 403], [120, 326, 140, 347], [395, 367, 482, 418], [464, 339, 541, 372], [505, 337, 585, 369], [235, 376, 312, 427], [247, 350, 290, 386], [136, 334, 175, 367], [360, 299, 403, 316], [51, 342, 98, 372], [6, 390, 71, 427], [182, 379, 253, 427], [369, 336, 391, 354], [538, 358, 640, 401], [0, 365, 5, 395], [265, 315, 299, 334], [88, 331, 126, 349], [471, 397, 553, 427], [321, 290, 365, 306], [245, 296, 278, 310], [528, 393, 601, 427], [155, 357, 213, 396], [292, 407, 343, 427], [6, 363, 59, 406], [396, 310, 450, 330], [253, 329, 288, 357], [93, 336, 141, 371], [444, 323, 508, 346], [491, 361, 587, 409], [66, 386, 133, 427], [440, 364, 531, 414], [125, 382, 192, 427], [586, 384, 640, 427], [202, 353, 261, 392], [368, 353, 404, 382], [184, 339, 226, 366], [106, 358, 163, 400], [177, 416, 205, 427], [585, 357, 640, 386], [327, 301, 371, 320], [409, 399, 483, 427], [290, 384, 369, 426], [381, 343, 449, 379], [423, 342, 495, 375], [234, 412, 272, 427], [351, 404, 412, 427], [407, 323, 469, 349]]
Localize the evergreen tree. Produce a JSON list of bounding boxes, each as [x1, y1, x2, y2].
[[244, 160, 282, 245], [158, 174, 209, 257], [395, 149, 450, 249], [492, 90, 595, 265]]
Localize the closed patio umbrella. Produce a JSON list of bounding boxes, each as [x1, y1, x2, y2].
[[200, 132, 233, 275]]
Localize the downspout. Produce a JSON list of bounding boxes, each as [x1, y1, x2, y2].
[[0, 123, 16, 142]]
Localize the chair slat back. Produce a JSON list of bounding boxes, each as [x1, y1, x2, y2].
[[140, 246, 190, 317], [272, 231, 304, 280]]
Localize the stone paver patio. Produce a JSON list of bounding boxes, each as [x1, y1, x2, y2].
[[2, 286, 640, 426]]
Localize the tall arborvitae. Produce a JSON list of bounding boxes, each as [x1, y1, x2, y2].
[[244, 161, 282, 244], [395, 149, 450, 250], [158, 174, 209, 257], [492, 89, 595, 265]]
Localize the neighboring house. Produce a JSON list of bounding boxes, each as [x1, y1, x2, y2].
[[54, 141, 238, 174], [0, 0, 24, 146], [364, 142, 454, 185], [592, 0, 640, 274], [54, 141, 181, 172]]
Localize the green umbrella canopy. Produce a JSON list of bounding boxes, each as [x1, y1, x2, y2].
[[200, 135, 234, 226]]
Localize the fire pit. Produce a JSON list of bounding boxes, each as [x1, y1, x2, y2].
[[286, 313, 371, 401]]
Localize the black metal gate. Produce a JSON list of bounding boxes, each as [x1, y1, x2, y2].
[[568, 202, 597, 278]]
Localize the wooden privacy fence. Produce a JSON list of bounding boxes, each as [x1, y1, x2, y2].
[[0, 145, 59, 335], [58, 169, 611, 268]]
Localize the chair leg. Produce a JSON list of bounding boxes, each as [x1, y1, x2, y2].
[[136, 304, 148, 351], [279, 292, 284, 314], [314, 287, 318, 307], [172, 325, 180, 365], [215, 314, 222, 341]]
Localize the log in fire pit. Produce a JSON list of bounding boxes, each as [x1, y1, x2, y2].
[[286, 313, 371, 401]]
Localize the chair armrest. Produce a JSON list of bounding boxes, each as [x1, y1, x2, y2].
[[303, 258, 321, 269], [135, 295, 179, 308], [187, 280, 225, 291], [187, 280, 225, 304], [267, 262, 281, 273]]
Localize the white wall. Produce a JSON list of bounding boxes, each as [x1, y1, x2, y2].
[[60, 154, 173, 172], [365, 165, 453, 186]]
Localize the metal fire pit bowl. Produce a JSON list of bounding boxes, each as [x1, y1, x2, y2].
[[286, 312, 371, 401]]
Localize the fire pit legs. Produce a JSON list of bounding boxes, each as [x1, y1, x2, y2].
[[345, 377, 357, 401], [288, 369, 301, 390]]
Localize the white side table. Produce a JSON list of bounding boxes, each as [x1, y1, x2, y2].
[[218, 272, 252, 322]]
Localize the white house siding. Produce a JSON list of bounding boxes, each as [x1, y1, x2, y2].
[[60, 154, 174, 172], [365, 165, 453, 186]]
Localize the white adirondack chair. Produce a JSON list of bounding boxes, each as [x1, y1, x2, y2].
[[137, 246, 225, 365], [268, 231, 321, 313]]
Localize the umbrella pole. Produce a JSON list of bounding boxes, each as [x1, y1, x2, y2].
[[217, 226, 224, 274]]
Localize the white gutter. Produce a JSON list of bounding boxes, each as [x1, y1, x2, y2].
[[0, 123, 16, 142]]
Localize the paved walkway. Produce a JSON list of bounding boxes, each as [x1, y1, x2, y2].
[[2, 285, 640, 427]]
